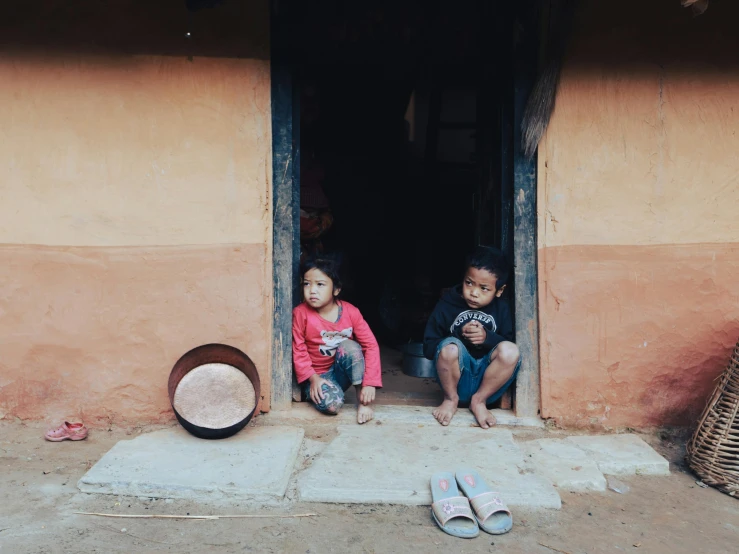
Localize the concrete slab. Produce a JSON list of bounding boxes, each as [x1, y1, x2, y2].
[[566, 435, 670, 476], [522, 439, 607, 492], [261, 403, 544, 428], [298, 425, 561, 509], [78, 426, 304, 501]]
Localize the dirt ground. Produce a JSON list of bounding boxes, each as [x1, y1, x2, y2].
[[1, 420, 738, 554]]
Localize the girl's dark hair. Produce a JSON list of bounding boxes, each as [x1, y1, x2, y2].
[[300, 255, 343, 292], [466, 246, 509, 290]]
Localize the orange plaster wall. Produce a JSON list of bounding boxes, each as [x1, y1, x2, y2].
[[0, 1, 273, 425], [0, 245, 270, 425], [538, 0, 739, 428], [539, 244, 739, 428], [0, 54, 272, 247]]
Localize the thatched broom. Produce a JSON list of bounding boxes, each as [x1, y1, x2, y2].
[[521, 0, 709, 159], [521, 0, 578, 159]]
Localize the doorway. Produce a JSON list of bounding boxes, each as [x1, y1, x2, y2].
[[270, 0, 541, 418]]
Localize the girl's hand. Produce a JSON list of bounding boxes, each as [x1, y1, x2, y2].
[[359, 385, 376, 405], [462, 321, 487, 346], [309, 374, 330, 404]]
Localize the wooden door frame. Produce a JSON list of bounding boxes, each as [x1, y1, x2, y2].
[[269, 1, 541, 418], [269, 0, 300, 410], [510, 0, 541, 419]]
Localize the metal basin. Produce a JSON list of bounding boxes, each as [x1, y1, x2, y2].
[[401, 342, 437, 379], [168, 343, 261, 440]]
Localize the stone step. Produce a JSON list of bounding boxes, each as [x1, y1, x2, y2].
[[261, 403, 544, 428], [566, 434, 671, 476], [78, 426, 304, 501], [297, 425, 562, 509]]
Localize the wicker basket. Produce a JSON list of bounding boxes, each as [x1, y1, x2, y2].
[[686, 339, 739, 497]]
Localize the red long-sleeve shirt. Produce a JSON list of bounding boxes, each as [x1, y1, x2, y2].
[[292, 301, 383, 387]]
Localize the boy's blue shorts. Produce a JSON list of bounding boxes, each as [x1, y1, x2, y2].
[[433, 337, 521, 405]]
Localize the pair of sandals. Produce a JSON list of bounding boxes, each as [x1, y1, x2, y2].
[[430, 468, 512, 539]]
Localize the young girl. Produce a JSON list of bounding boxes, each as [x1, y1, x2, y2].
[[292, 256, 382, 424]]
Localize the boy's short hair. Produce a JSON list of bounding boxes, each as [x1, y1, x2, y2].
[[300, 254, 343, 292], [465, 246, 509, 290]]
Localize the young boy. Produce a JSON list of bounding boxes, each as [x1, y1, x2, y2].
[[423, 246, 520, 428]]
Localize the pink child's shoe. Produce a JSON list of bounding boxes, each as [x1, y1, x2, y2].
[[45, 422, 88, 442]]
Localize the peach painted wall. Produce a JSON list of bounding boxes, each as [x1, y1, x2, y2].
[[0, 1, 273, 425], [538, 0, 739, 428]]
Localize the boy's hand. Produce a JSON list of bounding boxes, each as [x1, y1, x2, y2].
[[359, 385, 376, 406], [462, 321, 487, 346], [308, 374, 330, 404]]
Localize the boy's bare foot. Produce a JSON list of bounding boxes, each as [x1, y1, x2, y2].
[[470, 400, 497, 429], [433, 398, 458, 426], [357, 404, 374, 424]]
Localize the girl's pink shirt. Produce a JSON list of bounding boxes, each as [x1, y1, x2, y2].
[[292, 301, 383, 387]]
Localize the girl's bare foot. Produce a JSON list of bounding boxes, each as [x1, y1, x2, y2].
[[432, 397, 458, 426], [470, 400, 497, 429], [357, 404, 374, 424]]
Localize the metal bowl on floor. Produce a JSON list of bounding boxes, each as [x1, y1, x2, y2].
[[168, 344, 261, 440], [401, 342, 437, 379]]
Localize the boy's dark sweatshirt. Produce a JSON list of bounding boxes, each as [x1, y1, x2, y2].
[[423, 284, 514, 360]]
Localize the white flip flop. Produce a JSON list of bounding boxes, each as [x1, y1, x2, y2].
[[430, 471, 479, 539], [455, 467, 513, 535]]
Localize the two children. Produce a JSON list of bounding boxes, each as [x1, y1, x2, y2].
[[292, 246, 519, 428]]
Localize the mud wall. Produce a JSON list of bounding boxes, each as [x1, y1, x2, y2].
[[0, 1, 273, 424], [538, 0, 739, 428]]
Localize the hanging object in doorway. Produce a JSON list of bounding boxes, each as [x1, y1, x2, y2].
[[682, 0, 709, 15], [168, 344, 261, 440]]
